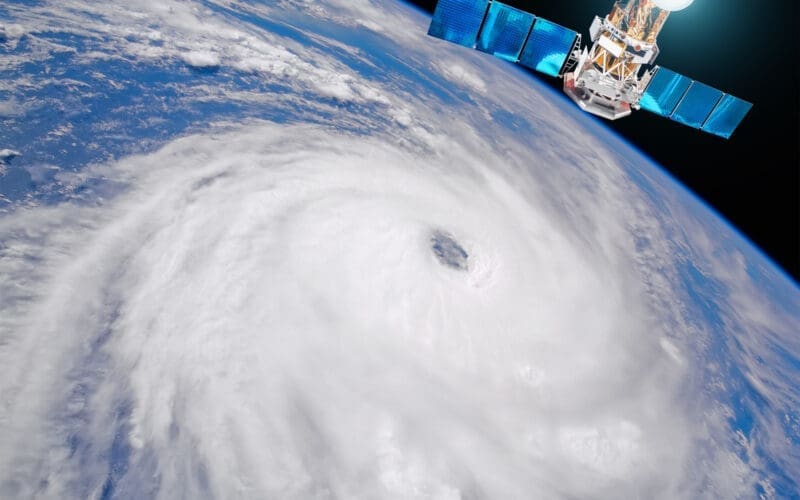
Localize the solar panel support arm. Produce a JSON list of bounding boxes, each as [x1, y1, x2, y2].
[[559, 34, 584, 77]]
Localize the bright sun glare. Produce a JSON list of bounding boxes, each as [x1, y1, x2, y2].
[[653, 0, 695, 11]]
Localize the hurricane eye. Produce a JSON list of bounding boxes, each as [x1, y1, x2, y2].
[[430, 230, 469, 271]]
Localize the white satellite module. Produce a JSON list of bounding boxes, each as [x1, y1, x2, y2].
[[427, 0, 752, 139]]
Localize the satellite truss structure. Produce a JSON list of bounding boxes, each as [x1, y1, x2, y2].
[[427, 0, 752, 139]]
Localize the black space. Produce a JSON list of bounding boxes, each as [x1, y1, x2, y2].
[[407, 0, 799, 282]]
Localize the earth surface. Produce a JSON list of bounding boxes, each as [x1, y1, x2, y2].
[[1, 0, 799, 498]]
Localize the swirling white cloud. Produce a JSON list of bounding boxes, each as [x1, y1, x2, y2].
[[0, 122, 695, 498]]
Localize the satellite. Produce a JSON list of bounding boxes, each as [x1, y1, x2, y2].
[[427, 0, 751, 139]]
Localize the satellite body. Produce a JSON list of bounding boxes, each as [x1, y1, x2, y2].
[[426, 0, 752, 139], [564, 0, 670, 120]]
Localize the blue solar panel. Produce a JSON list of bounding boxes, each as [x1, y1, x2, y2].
[[701, 94, 752, 139], [518, 17, 577, 77], [671, 81, 724, 129], [476, 2, 534, 62], [639, 67, 692, 117], [428, 0, 490, 48]]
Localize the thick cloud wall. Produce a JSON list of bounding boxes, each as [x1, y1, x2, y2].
[[1, 0, 798, 498]]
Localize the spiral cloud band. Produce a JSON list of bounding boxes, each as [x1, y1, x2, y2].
[[1, 122, 695, 498]]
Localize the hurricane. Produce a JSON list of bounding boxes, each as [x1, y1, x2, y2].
[[1, 0, 798, 498]]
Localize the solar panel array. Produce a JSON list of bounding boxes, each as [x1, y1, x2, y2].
[[428, 0, 578, 77], [638, 67, 691, 117], [702, 95, 753, 139], [477, 2, 534, 62], [518, 18, 578, 77], [427, 0, 489, 48], [640, 66, 752, 139]]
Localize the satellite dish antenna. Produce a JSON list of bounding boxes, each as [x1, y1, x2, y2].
[[653, 0, 694, 11]]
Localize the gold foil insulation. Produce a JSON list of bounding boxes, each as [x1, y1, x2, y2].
[[608, 0, 670, 44], [591, 46, 638, 80]]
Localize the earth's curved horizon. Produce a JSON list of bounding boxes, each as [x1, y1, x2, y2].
[[1, 0, 798, 498]]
